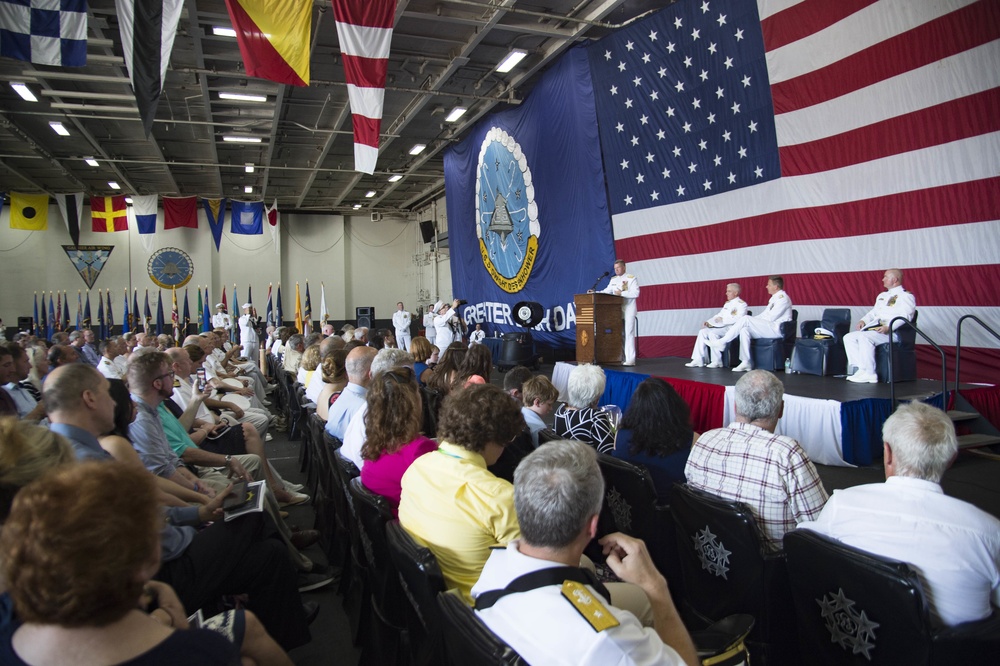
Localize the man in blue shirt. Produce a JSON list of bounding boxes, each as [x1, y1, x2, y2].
[[325, 345, 376, 440]]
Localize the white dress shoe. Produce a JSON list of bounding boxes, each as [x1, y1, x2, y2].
[[732, 362, 752, 372], [685, 360, 704, 368]]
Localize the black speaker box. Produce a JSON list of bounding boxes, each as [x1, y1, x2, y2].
[[419, 220, 435, 244], [356, 306, 374, 329]]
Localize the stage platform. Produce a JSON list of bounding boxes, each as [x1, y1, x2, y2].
[[550, 358, 991, 467]]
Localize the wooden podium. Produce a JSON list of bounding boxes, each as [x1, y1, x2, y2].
[[574, 293, 623, 364]]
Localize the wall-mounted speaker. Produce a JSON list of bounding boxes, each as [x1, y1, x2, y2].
[[419, 220, 435, 244]]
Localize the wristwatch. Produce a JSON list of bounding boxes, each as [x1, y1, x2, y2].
[[225, 455, 232, 464]]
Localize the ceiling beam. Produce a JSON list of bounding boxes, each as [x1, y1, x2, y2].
[[184, 0, 224, 195]]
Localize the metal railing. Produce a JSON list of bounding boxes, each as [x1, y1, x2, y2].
[[888, 316, 946, 406], [955, 315, 1000, 389]]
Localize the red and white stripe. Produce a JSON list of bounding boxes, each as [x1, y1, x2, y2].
[[623, 0, 1000, 383], [333, 0, 396, 174]]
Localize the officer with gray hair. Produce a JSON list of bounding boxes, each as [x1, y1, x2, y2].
[[472, 440, 698, 666]]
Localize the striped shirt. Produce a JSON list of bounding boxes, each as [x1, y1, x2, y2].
[[553, 405, 615, 454], [684, 421, 828, 552]]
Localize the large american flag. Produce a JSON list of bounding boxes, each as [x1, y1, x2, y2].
[[590, 0, 999, 383]]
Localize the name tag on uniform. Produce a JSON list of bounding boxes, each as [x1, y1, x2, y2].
[[561, 580, 619, 632]]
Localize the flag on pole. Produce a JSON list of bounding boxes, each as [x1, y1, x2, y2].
[[155, 291, 164, 336], [90, 196, 128, 232], [265, 283, 274, 328], [294, 282, 303, 334], [221, 286, 228, 315], [131, 289, 139, 334], [46, 292, 54, 339], [276, 283, 284, 327], [231, 284, 239, 344], [0, 0, 87, 66], [182, 287, 190, 335], [97, 290, 106, 339], [83, 291, 92, 328], [143, 289, 152, 333], [320, 282, 329, 326], [303, 281, 312, 334], [222, 0, 311, 86], [62, 291, 70, 332], [56, 192, 84, 247], [76, 291, 83, 330], [33, 293, 39, 337], [123, 289, 131, 334], [332, 0, 397, 174], [202, 286, 212, 333], [266, 199, 279, 254], [115, 0, 185, 137], [196, 286, 203, 331], [40, 293, 48, 339], [54, 291, 62, 332], [171, 287, 179, 343], [106, 289, 114, 335]]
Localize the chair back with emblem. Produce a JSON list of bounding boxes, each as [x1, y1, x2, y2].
[[334, 453, 367, 643], [670, 483, 795, 665], [750, 310, 798, 371], [437, 590, 527, 666], [784, 529, 1000, 665], [594, 454, 681, 601], [875, 309, 918, 382], [349, 477, 409, 664], [387, 520, 447, 665], [791, 308, 852, 376]]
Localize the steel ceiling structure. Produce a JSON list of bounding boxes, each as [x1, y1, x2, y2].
[[0, 0, 664, 215]]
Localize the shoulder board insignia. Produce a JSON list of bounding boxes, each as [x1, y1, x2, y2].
[[778, 293, 785, 299], [561, 580, 619, 632]]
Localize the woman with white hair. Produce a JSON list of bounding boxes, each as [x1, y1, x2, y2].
[[553, 364, 615, 454]]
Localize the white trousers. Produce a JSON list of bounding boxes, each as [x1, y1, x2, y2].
[[692, 326, 731, 364], [717, 317, 781, 363], [396, 329, 411, 352], [843, 330, 892, 375], [622, 302, 637, 364]]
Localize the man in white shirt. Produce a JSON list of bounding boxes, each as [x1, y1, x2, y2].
[[392, 302, 412, 352], [843, 268, 917, 384], [686, 283, 747, 368], [97, 338, 125, 379], [211, 303, 232, 332], [238, 303, 260, 363], [422, 305, 437, 346], [433, 299, 462, 349], [707, 276, 792, 372], [472, 440, 698, 666], [594, 259, 641, 366], [799, 402, 1000, 627], [468, 323, 486, 346]]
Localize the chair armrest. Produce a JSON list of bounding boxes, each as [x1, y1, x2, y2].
[[832, 321, 851, 342]]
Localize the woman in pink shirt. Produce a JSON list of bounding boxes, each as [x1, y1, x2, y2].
[[360, 366, 437, 514]]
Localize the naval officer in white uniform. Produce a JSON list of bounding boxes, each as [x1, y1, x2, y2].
[[844, 268, 916, 384], [593, 259, 640, 366], [707, 276, 792, 372], [392, 301, 412, 352], [686, 283, 748, 368]]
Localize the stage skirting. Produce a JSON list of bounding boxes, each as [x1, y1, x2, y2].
[[550, 362, 951, 468]]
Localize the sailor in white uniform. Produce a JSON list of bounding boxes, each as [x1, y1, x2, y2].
[[707, 276, 792, 371], [686, 283, 748, 368], [392, 302, 412, 352], [844, 269, 916, 384], [596, 260, 640, 366]]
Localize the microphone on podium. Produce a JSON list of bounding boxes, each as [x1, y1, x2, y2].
[[590, 271, 610, 291]]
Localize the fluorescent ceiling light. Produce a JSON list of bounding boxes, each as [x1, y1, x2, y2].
[[365, 190, 376, 198], [108, 181, 120, 189], [445, 106, 467, 122], [219, 92, 267, 102], [222, 135, 263, 143], [49, 121, 70, 136], [244, 185, 253, 194], [496, 49, 527, 73], [387, 174, 402, 182], [353, 204, 362, 209], [11, 82, 37, 102], [245, 163, 255, 173], [213, 26, 237, 37], [84, 158, 99, 167], [408, 143, 426, 156], [124, 197, 133, 205]]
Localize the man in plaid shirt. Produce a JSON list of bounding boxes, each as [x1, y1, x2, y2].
[[684, 370, 828, 551]]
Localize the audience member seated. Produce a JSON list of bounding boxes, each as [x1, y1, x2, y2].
[[521, 375, 558, 447], [0, 418, 75, 522], [353, 327, 370, 345], [503, 365, 534, 404], [359, 366, 436, 514], [2, 344, 45, 421], [184, 344, 273, 439], [370, 328, 395, 350], [799, 401, 1000, 627], [297, 344, 320, 387], [554, 363, 614, 454], [398, 384, 525, 602], [156, 333, 175, 351], [307, 335, 345, 405], [340, 348, 415, 469], [409, 336, 434, 385], [0, 461, 241, 665], [426, 342, 467, 395], [685, 370, 828, 551], [471, 440, 699, 666], [46, 344, 78, 370], [612, 378, 696, 503], [315, 349, 348, 421], [97, 337, 125, 379], [24, 345, 48, 395], [325, 346, 377, 440], [283, 335, 305, 374], [454, 342, 493, 389], [70, 330, 101, 366]]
